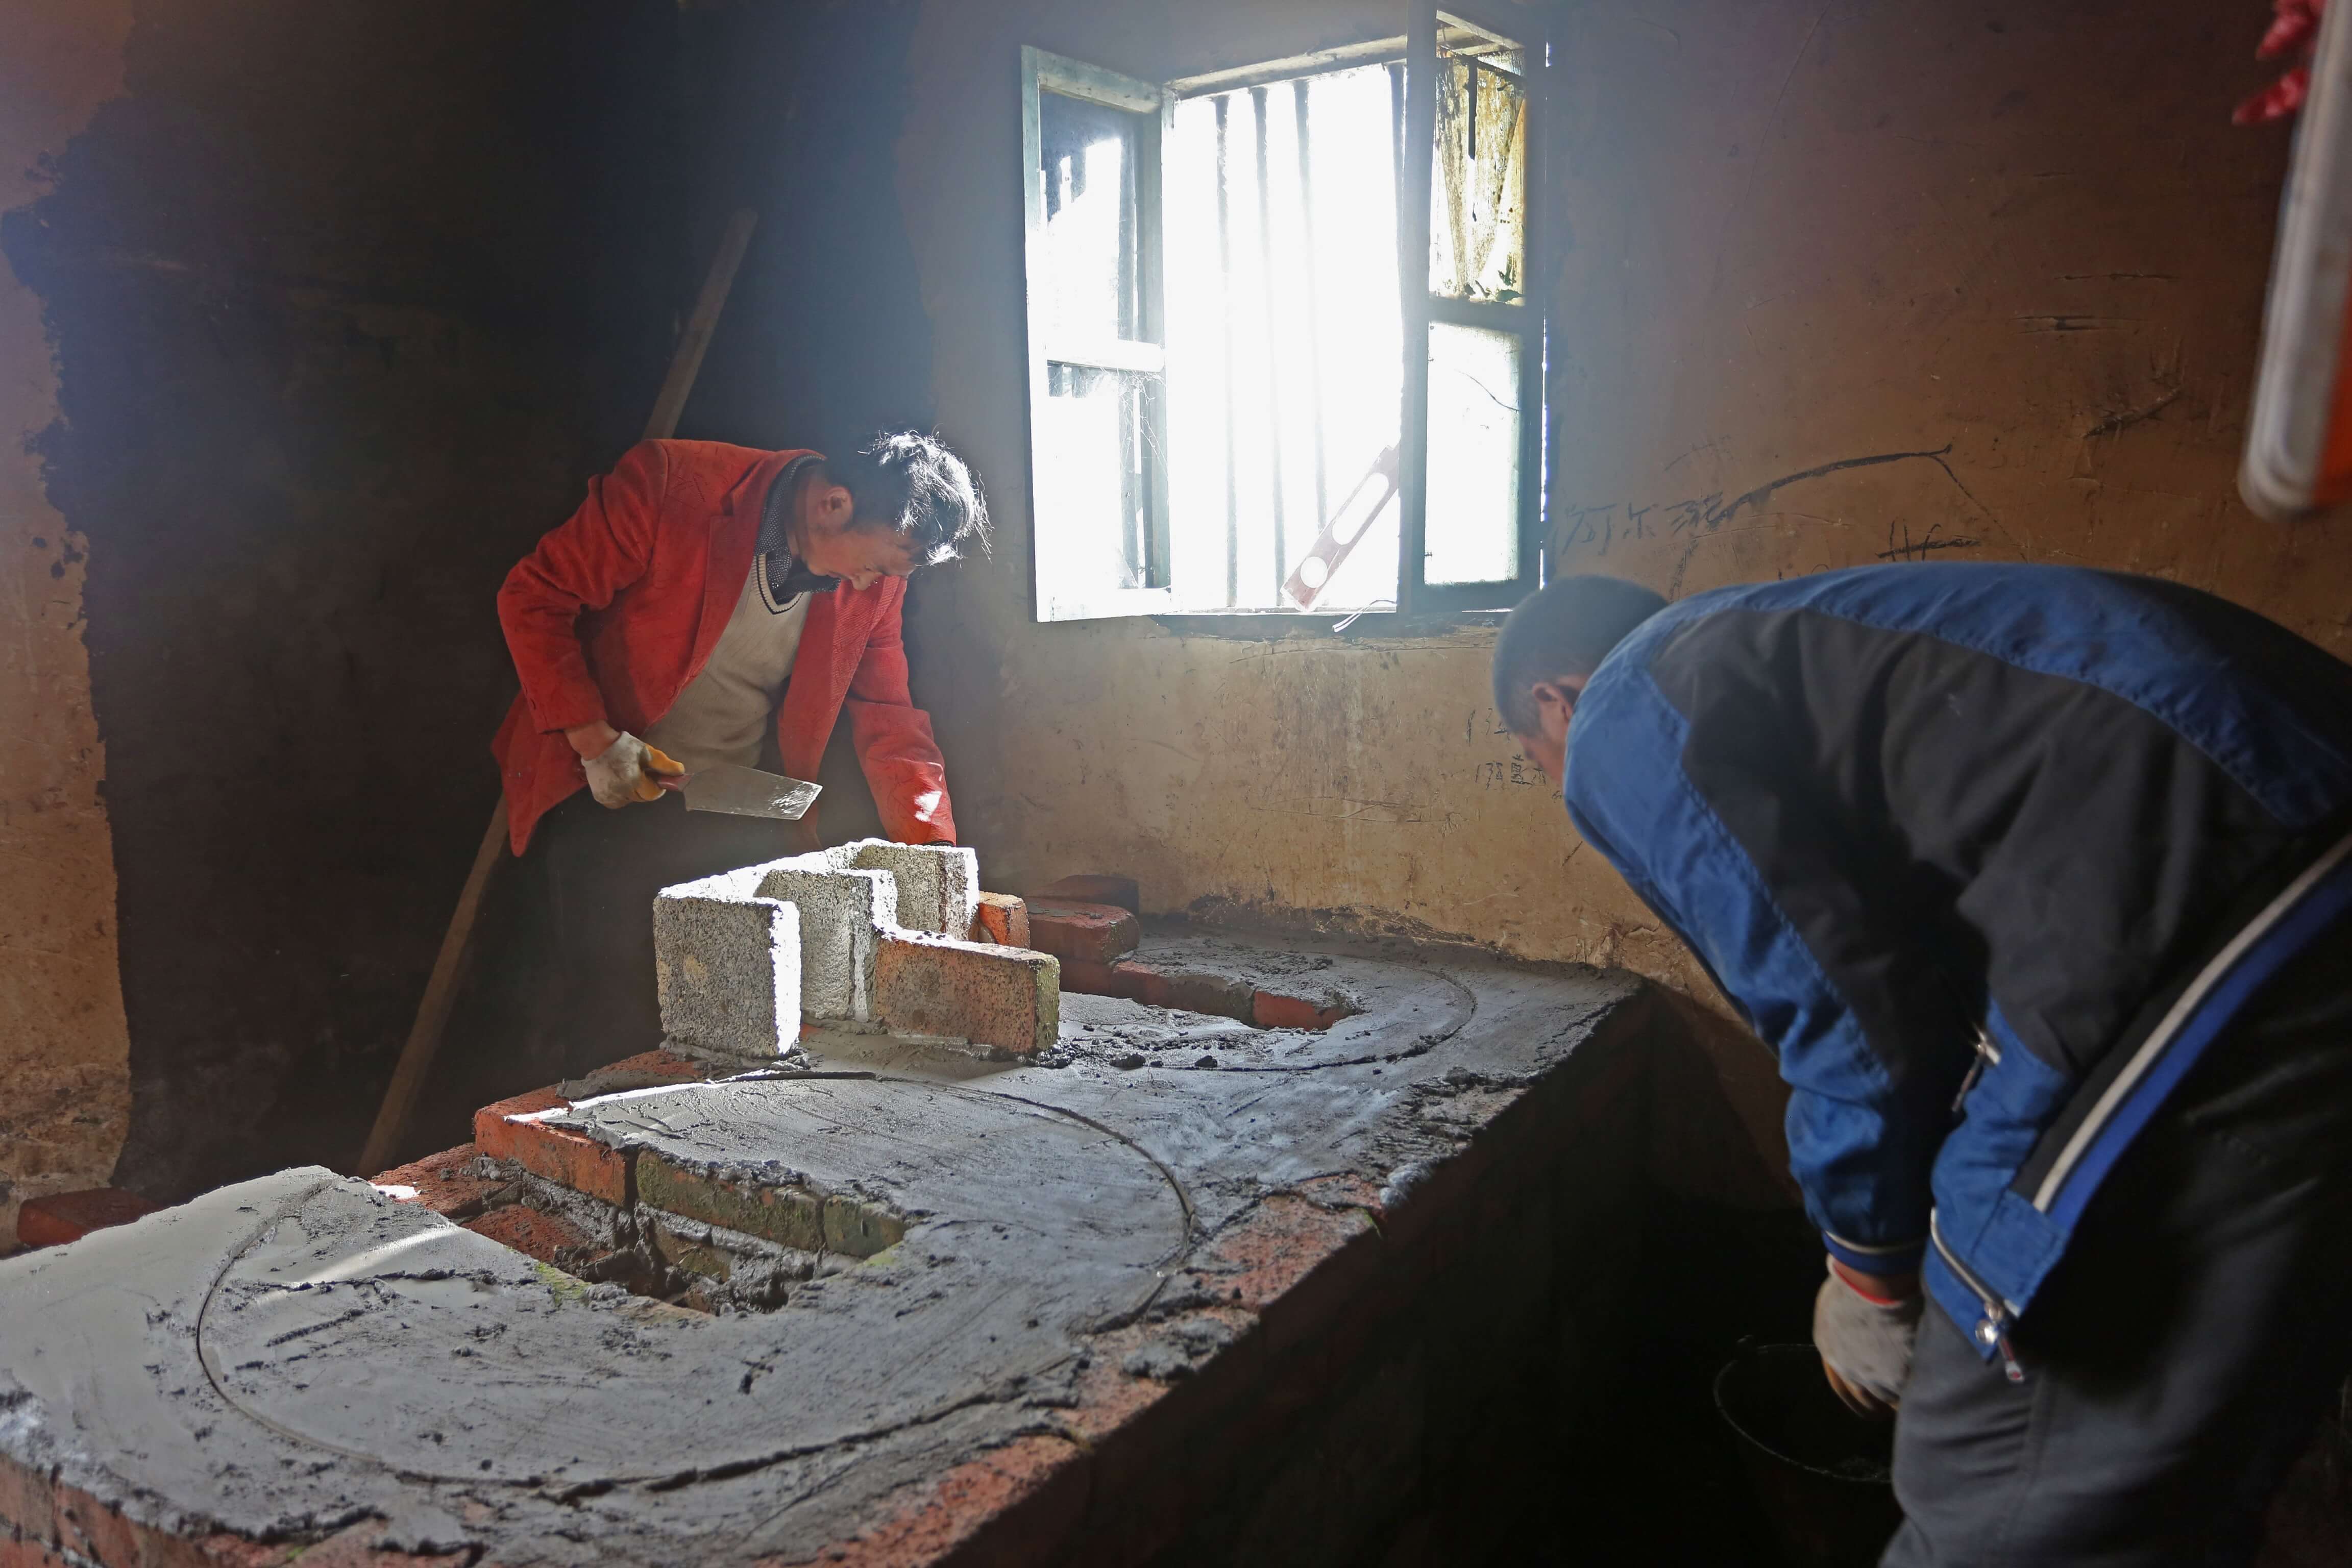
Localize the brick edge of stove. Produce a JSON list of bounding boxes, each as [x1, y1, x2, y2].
[[790, 983, 1664, 1568], [0, 1489, 470, 1568]]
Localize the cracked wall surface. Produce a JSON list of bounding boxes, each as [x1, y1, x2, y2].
[[0, 0, 133, 1248]]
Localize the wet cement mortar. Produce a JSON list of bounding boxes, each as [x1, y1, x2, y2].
[[0, 928, 1639, 1565]]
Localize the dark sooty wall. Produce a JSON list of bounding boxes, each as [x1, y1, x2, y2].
[[675, 0, 938, 459], [4, 0, 684, 1198], [671, 0, 947, 863]]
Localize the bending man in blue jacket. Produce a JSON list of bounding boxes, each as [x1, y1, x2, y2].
[[1493, 564, 2352, 1565]]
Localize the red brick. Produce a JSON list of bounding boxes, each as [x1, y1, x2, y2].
[[1139, 967, 1254, 1021], [0, 1451, 57, 1552], [457, 1054, 708, 1217], [368, 1143, 502, 1218], [283, 1522, 471, 1566], [596, 1047, 713, 1084], [789, 1433, 1087, 1568], [1054, 958, 1269, 1024], [15, 1188, 158, 1251], [1038, 873, 1139, 916], [1250, 991, 1356, 1032], [1044, 1309, 1276, 1564], [0, 1500, 463, 1568], [1024, 900, 1140, 964], [875, 935, 1060, 1056], [1202, 1193, 1385, 1355], [967, 891, 1030, 948], [462, 1205, 590, 1264], [473, 1088, 631, 1206], [1058, 957, 1152, 1000]]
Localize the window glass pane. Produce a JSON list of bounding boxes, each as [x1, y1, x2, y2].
[[1039, 91, 1144, 345], [1165, 64, 1403, 610], [1429, 27, 1526, 305], [1034, 363, 1156, 610], [1423, 321, 1520, 584]]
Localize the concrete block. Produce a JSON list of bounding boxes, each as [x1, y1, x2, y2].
[[1026, 900, 1141, 964], [1039, 873, 1140, 916], [754, 859, 896, 1020], [875, 934, 1060, 1056], [652, 843, 1065, 1052], [653, 875, 801, 1059], [850, 840, 979, 938], [970, 891, 1030, 947]]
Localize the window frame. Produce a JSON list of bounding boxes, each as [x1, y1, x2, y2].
[[1018, 14, 1550, 624], [1397, 1, 1549, 617], [1020, 47, 1178, 622]]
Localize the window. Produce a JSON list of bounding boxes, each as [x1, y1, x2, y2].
[[1022, 55, 1173, 620], [1020, 4, 1546, 622]]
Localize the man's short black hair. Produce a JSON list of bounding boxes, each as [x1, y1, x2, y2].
[[830, 430, 991, 566], [1491, 574, 1669, 734]]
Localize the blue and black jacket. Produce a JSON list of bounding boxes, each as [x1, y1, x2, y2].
[[1562, 564, 2352, 1366]]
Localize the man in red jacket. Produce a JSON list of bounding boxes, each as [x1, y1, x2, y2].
[[494, 430, 986, 1070]]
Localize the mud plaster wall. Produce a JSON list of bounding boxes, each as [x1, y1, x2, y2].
[[0, 0, 135, 1246], [894, 0, 2343, 1182], [3, 0, 683, 1201]]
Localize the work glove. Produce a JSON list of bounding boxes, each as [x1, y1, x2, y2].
[[583, 731, 683, 808], [1814, 1258, 1922, 1418]]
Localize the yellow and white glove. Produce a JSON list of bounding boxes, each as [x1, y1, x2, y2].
[[583, 731, 683, 808]]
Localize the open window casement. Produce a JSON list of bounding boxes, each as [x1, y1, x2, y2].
[[1021, 48, 1177, 622], [1021, 7, 1546, 624], [1398, 5, 1546, 616]]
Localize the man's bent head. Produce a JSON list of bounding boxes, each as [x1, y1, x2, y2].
[[798, 430, 990, 590], [1490, 574, 1667, 781]]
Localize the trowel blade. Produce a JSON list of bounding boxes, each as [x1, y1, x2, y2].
[[679, 763, 822, 821]]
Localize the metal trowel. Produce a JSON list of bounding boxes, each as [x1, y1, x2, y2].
[[658, 763, 823, 821]]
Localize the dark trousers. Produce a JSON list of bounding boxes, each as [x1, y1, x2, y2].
[[533, 790, 811, 1078], [1886, 916, 2352, 1566]]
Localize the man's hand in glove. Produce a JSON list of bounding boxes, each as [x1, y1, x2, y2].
[[1815, 1258, 1922, 1419], [572, 723, 685, 808]]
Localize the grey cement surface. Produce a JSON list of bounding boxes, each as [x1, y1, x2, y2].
[[1051, 932, 1475, 1070], [0, 930, 1643, 1566]]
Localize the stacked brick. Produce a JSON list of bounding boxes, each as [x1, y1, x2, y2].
[[653, 839, 1058, 1059]]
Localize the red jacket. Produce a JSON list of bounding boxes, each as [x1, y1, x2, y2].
[[493, 440, 956, 854]]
